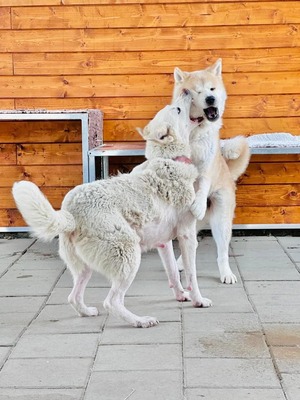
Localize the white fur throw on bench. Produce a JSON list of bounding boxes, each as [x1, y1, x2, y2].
[[246, 133, 300, 148]]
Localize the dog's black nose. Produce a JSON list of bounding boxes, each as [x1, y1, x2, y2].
[[205, 96, 215, 106]]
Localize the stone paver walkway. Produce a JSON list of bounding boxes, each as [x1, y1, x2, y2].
[[0, 234, 299, 400]]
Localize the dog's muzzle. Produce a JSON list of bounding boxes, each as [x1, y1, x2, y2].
[[204, 107, 219, 122]]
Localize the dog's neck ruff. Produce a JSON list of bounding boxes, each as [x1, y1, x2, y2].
[[173, 155, 192, 164]]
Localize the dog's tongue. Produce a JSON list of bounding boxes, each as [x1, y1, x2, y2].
[[204, 107, 219, 121]]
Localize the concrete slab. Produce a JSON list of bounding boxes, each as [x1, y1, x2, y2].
[[0, 388, 83, 400], [245, 281, 300, 295], [185, 358, 281, 388], [272, 346, 300, 374], [26, 304, 105, 334], [0, 312, 36, 345], [185, 388, 286, 400], [94, 344, 181, 371], [0, 347, 9, 368], [184, 331, 270, 358], [10, 333, 99, 359], [101, 321, 181, 345], [85, 370, 183, 400], [277, 237, 300, 262], [264, 324, 300, 346], [0, 358, 92, 388], [183, 312, 261, 333], [0, 296, 46, 314], [281, 373, 300, 400]]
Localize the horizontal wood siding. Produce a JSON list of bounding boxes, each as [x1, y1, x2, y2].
[[0, 0, 299, 226]]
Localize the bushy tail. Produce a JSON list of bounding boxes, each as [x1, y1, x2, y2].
[[12, 181, 76, 242], [221, 136, 251, 181]]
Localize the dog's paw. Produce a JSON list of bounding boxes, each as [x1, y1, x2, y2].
[[134, 316, 159, 328], [176, 290, 191, 302], [80, 306, 99, 317], [221, 272, 237, 284], [190, 200, 207, 220], [193, 297, 213, 308]]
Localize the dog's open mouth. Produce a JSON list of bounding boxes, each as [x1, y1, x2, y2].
[[190, 116, 204, 124], [204, 107, 219, 121]]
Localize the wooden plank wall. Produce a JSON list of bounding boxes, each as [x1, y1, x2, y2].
[[0, 0, 299, 227]]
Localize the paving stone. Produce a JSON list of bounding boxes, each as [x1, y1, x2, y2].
[[0, 358, 92, 388], [185, 388, 286, 400], [272, 346, 300, 374], [0, 296, 46, 314], [85, 370, 183, 400], [0, 238, 35, 256], [101, 321, 181, 345], [0, 268, 63, 296], [11, 256, 64, 271], [254, 306, 300, 323], [10, 333, 99, 358], [94, 343, 181, 371], [183, 287, 253, 313], [264, 324, 300, 346], [277, 237, 300, 262], [183, 312, 261, 333], [184, 331, 269, 358], [245, 281, 300, 295], [0, 312, 36, 346], [237, 259, 300, 281], [0, 388, 83, 400], [0, 347, 10, 368], [185, 358, 280, 388], [281, 373, 300, 400], [26, 304, 105, 334]]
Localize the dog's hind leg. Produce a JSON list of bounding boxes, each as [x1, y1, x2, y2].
[[59, 234, 98, 317], [68, 267, 99, 317], [103, 246, 159, 328], [158, 241, 190, 301], [209, 193, 237, 284]]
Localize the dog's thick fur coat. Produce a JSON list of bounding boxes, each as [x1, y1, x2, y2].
[[12, 92, 211, 328], [168, 59, 250, 284]]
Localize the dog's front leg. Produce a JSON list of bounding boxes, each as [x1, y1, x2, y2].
[[190, 176, 211, 220], [177, 220, 212, 308], [157, 240, 190, 302]]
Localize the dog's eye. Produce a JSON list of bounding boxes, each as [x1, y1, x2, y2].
[[177, 107, 181, 114], [210, 88, 215, 91], [159, 133, 168, 140]]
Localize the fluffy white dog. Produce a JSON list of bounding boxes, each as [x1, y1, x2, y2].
[[12, 90, 212, 328]]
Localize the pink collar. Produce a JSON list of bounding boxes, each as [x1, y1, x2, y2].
[[173, 155, 193, 164]]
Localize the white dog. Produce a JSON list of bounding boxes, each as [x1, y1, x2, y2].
[[12, 91, 212, 328], [161, 59, 250, 284]]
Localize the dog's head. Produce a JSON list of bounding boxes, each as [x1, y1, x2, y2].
[[173, 59, 227, 125], [137, 89, 200, 160]]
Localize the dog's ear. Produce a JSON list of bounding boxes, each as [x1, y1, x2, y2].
[[139, 125, 174, 144], [174, 67, 187, 83], [206, 58, 222, 77]]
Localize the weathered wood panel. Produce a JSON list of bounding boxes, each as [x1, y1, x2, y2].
[[0, 7, 10, 29], [11, 3, 300, 29], [234, 206, 300, 225], [1, 25, 299, 53], [239, 163, 300, 185], [15, 95, 300, 120], [0, 54, 13, 75], [17, 143, 83, 165], [104, 117, 300, 141], [236, 185, 300, 207], [14, 48, 300, 75], [0, 165, 82, 187], [1, 72, 299, 98], [0, 144, 17, 165], [0, 121, 81, 143]]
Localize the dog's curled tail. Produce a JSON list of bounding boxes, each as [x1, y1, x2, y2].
[[12, 181, 76, 242], [222, 136, 251, 181]]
